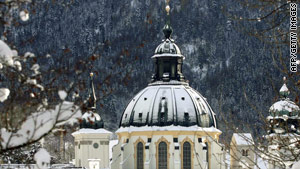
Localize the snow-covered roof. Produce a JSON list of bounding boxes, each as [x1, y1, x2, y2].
[[72, 128, 112, 136], [120, 84, 217, 128], [231, 133, 254, 146], [266, 133, 300, 138], [269, 100, 299, 116], [116, 125, 221, 133], [269, 80, 299, 117], [266, 115, 300, 120], [280, 83, 289, 93], [82, 112, 101, 122]]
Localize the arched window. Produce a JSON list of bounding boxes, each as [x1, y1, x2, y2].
[[242, 149, 248, 156], [137, 142, 144, 169], [182, 142, 191, 169], [158, 141, 168, 169]]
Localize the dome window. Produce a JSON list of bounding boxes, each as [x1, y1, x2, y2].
[[181, 97, 185, 100], [139, 113, 143, 118], [184, 112, 189, 119], [198, 138, 202, 143], [144, 97, 147, 101], [202, 143, 207, 150], [173, 138, 178, 142], [125, 114, 127, 119]]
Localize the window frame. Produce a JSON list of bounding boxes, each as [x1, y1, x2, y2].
[[134, 138, 145, 169], [155, 137, 170, 169], [181, 137, 194, 169]]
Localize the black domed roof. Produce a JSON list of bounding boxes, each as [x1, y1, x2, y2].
[[269, 82, 300, 117], [119, 4, 217, 128], [119, 84, 217, 128], [153, 39, 183, 57]]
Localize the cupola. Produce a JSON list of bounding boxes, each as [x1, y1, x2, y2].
[[80, 72, 104, 129]]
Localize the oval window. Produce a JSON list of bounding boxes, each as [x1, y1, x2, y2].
[[93, 143, 99, 149]]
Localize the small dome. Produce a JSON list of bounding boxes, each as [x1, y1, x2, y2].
[[119, 84, 217, 128], [269, 100, 300, 117], [82, 111, 102, 121], [279, 83, 289, 98], [153, 39, 182, 56], [80, 111, 104, 129], [80, 72, 104, 129], [152, 23, 184, 59], [269, 80, 300, 117]]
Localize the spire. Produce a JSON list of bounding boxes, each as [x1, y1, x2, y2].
[[163, 0, 173, 39], [87, 72, 97, 111], [80, 72, 104, 129], [279, 77, 290, 99], [151, 0, 186, 83]]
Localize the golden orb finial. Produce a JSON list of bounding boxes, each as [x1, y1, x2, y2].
[[283, 76, 286, 82], [166, 5, 170, 15], [90, 72, 94, 77], [165, 0, 171, 15]]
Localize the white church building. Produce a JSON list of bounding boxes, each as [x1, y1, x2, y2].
[[72, 2, 225, 168], [71, 2, 300, 169]]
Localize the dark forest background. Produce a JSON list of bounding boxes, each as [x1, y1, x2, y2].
[[5, 0, 289, 139]]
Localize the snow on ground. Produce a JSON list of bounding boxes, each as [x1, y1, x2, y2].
[[1, 101, 81, 149]]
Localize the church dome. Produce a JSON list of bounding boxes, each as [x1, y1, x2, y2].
[[80, 73, 104, 129], [119, 84, 217, 128], [119, 7, 218, 129], [152, 23, 184, 59], [269, 81, 300, 117], [269, 100, 300, 117], [153, 39, 183, 57], [267, 78, 300, 134]]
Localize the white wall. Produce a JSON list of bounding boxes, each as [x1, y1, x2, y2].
[[73, 132, 111, 169], [111, 131, 225, 169]]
